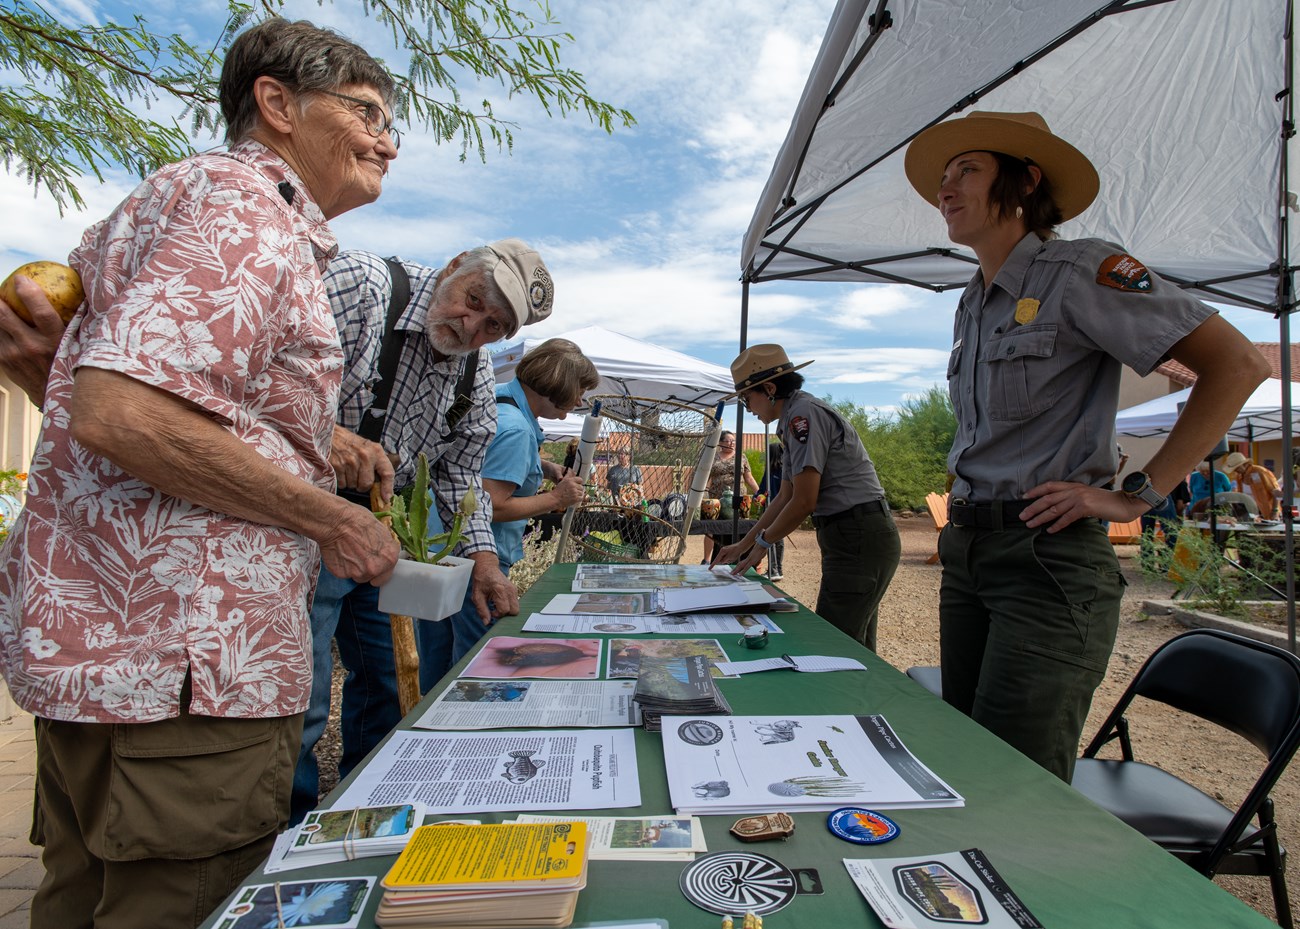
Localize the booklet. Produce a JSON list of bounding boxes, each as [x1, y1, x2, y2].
[[521, 612, 784, 636], [713, 654, 868, 675], [632, 653, 732, 731], [413, 680, 642, 729], [573, 563, 759, 592], [661, 715, 963, 814], [843, 848, 1042, 929], [541, 586, 779, 616], [213, 877, 375, 929], [330, 729, 641, 814], [513, 813, 708, 861]]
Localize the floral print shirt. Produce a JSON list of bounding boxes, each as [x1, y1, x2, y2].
[[0, 140, 342, 723]]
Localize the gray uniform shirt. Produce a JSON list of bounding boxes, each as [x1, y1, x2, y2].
[[947, 233, 1214, 501], [778, 389, 885, 516]]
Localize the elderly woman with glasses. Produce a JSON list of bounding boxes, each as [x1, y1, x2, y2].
[[903, 110, 1268, 780], [715, 345, 901, 652], [702, 430, 759, 564], [0, 18, 403, 927]]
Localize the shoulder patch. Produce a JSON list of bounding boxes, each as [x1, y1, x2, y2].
[[1097, 254, 1152, 293], [790, 415, 810, 444]]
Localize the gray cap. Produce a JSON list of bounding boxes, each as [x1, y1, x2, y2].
[[486, 238, 553, 336]]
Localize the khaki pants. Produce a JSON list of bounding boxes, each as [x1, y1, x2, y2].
[[31, 697, 302, 929], [938, 519, 1124, 781]]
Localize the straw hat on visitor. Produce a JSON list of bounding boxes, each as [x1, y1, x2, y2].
[[1222, 452, 1249, 472], [728, 344, 813, 397], [904, 111, 1100, 222]]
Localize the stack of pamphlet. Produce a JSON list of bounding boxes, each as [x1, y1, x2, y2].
[[633, 653, 731, 732], [265, 802, 427, 873], [376, 821, 589, 928]]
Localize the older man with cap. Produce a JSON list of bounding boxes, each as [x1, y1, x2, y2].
[[292, 239, 554, 822], [714, 344, 901, 651]]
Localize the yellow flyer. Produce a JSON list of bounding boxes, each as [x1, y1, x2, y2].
[[383, 822, 588, 891]]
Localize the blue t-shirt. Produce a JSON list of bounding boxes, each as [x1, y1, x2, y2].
[[1189, 469, 1231, 507], [482, 377, 544, 568]]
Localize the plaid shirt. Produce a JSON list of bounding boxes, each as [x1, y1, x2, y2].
[[326, 250, 496, 555]]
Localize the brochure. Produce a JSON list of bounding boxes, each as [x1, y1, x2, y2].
[[843, 848, 1042, 929], [573, 563, 759, 592], [514, 813, 708, 861], [660, 715, 963, 814], [330, 729, 641, 814], [714, 654, 868, 675], [541, 586, 779, 616], [632, 653, 732, 731], [262, 803, 426, 874], [521, 612, 783, 636], [413, 680, 641, 729], [213, 878, 374, 929]]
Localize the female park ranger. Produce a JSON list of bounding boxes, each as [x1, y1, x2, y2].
[[715, 345, 901, 651], [903, 110, 1268, 779]]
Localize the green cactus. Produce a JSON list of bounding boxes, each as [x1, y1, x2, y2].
[[375, 453, 477, 564]]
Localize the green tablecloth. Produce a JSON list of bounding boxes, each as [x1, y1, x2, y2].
[[204, 564, 1278, 928]]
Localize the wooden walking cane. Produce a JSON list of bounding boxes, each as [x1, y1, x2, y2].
[[371, 483, 422, 716]]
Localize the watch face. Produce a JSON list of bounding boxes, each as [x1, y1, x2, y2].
[[1121, 471, 1148, 494]]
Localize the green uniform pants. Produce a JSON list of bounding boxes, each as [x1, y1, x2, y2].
[[938, 519, 1124, 781], [814, 507, 902, 652], [31, 692, 302, 929]]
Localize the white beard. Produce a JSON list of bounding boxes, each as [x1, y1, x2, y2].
[[425, 311, 473, 356]]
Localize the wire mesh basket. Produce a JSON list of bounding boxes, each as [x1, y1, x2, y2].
[[557, 396, 723, 565]]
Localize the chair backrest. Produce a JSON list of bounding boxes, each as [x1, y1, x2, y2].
[[925, 492, 949, 530], [1130, 629, 1300, 759], [1215, 491, 1260, 517]]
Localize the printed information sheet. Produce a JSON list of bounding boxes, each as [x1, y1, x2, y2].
[[573, 563, 759, 592], [330, 729, 641, 814], [514, 813, 707, 861], [521, 612, 783, 636], [413, 680, 642, 729], [661, 715, 963, 814], [844, 848, 1042, 929]]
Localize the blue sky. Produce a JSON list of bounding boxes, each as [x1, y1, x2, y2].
[[0, 0, 1284, 428]]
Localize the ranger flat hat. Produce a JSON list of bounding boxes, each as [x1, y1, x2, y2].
[[904, 110, 1100, 223], [729, 344, 813, 396]]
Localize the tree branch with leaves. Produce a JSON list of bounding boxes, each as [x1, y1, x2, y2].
[[0, 0, 634, 212]]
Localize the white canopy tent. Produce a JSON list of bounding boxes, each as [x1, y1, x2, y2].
[[491, 325, 735, 439], [741, 0, 1297, 644], [1117, 379, 1300, 442]]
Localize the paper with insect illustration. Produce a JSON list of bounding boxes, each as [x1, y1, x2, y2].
[[329, 729, 641, 814], [460, 636, 602, 679], [412, 680, 642, 729], [844, 849, 1042, 929], [660, 715, 963, 815]]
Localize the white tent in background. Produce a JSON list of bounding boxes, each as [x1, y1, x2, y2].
[[1116, 379, 1300, 442], [491, 325, 735, 440]]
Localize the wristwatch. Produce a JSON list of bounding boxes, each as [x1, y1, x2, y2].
[[1121, 471, 1166, 509], [754, 530, 772, 550]]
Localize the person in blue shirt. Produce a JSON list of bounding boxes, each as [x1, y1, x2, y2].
[[1189, 459, 1232, 512], [427, 339, 599, 680]]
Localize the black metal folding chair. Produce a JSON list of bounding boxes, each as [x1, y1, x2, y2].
[[1071, 629, 1300, 928]]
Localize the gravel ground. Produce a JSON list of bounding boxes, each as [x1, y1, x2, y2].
[[316, 513, 1297, 924]]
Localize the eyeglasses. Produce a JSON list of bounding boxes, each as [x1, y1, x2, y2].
[[320, 90, 401, 149], [719, 443, 736, 450]]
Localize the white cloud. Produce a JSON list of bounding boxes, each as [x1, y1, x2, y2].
[[824, 285, 923, 330]]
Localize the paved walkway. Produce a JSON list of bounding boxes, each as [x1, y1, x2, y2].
[[0, 710, 37, 929]]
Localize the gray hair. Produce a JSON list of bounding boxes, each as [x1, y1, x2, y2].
[[220, 18, 395, 143], [441, 247, 512, 317]]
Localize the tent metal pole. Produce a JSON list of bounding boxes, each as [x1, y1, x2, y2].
[[1278, 0, 1296, 653], [729, 277, 752, 555]]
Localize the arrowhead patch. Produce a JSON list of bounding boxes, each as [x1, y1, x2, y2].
[[1097, 254, 1152, 293]]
